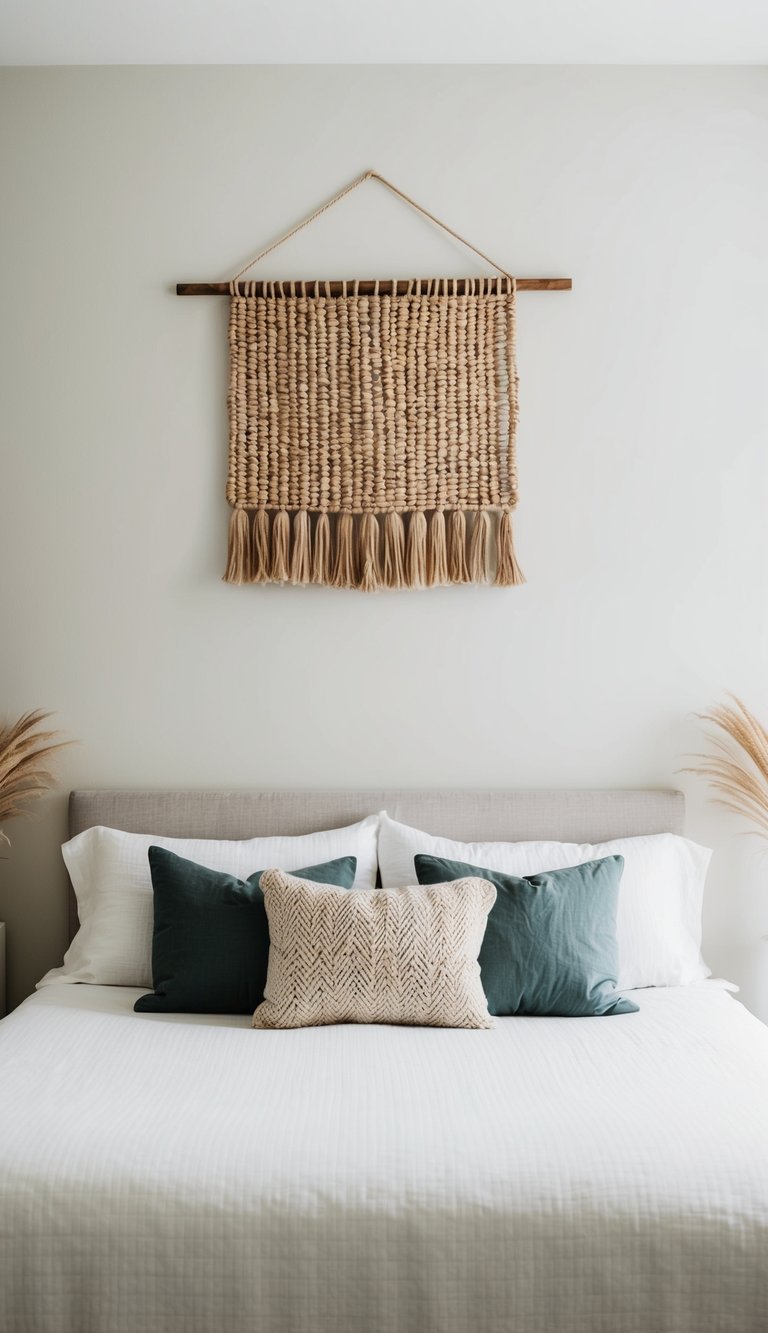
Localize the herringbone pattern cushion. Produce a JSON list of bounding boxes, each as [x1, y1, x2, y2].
[[253, 871, 497, 1030]]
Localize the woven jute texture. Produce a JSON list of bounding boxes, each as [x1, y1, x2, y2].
[[252, 870, 496, 1030], [225, 277, 524, 590]]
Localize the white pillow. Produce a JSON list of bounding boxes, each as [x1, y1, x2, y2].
[[38, 816, 380, 990], [378, 813, 712, 991]]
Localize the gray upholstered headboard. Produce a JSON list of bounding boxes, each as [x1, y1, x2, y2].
[[66, 788, 685, 940]]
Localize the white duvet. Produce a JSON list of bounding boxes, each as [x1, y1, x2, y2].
[[1, 982, 767, 1333]]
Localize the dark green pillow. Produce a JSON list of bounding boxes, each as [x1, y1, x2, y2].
[[414, 853, 638, 1017], [134, 848, 357, 1015]]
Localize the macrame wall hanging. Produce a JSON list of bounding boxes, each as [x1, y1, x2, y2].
[[177, 171, 571, 591]]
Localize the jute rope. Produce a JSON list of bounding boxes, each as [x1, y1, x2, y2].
[[223, 172, 524, 591], [229, 171, 514, 291]]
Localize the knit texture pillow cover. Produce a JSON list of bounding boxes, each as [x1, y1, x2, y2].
[[253, 871, 497, 1030]]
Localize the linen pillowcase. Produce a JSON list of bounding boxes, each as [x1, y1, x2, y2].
[[378, 813, 711, 991], [135, 849, 357, 1015], [415, 853, 637, 1017], [253, 870, 497, 1030], [37, 816, 379, 990]]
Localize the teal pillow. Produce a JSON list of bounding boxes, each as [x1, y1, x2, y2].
[[134, 848, 357, 1015], [414, 854, 638, 1017]]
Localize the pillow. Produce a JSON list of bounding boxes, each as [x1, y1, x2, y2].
[[415, 853, 637, 1016], [38, 816, 379, 989], [253, 870, 497, 1030], [379, 814, 712, 991], [135, 850, 357, 1015]]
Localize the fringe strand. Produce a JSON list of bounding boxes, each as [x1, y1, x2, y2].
[[494, 509, 525, 586], [332, 512, 357, 588], [359, 512, 381, 592], [270, 510, 291, 583], [406, 511, 428, 588], [289, 509, 312, 585], [383, 512, 406, 588], [312, 512, 332, 584], [427, 510, 448, 586], [251, 509, 271, 583], [224, 508, 250, 584], [448, 510, 470, 583], [469, 510, 491, 584]]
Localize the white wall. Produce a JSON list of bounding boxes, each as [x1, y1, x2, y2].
[[1, 65, 767, 1016]]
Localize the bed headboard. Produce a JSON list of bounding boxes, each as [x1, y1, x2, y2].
[[66, 788, 685, 940]]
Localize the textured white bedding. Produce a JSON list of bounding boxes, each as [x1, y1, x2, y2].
[[1, 982, 767, 1333]]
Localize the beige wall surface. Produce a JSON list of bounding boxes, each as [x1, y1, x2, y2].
[[1, 66, 767, 1017]]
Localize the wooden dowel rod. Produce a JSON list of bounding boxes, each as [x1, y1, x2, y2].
[[176, 278, 571, 296]]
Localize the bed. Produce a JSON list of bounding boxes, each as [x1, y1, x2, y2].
[[1, 788, 767, 1333]]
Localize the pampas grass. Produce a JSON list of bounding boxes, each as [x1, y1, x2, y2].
[[686, 696, 768, 841], [0, 710, 69, 848]]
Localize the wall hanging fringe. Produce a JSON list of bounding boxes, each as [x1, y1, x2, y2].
[[212, 171, 549, 590]]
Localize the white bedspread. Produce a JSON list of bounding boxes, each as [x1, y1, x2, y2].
[[1, 982, 767, 1333]]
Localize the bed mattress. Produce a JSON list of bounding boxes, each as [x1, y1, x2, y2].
[[1, 981, 767, 1333]]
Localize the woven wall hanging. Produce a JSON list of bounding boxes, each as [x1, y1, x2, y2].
[[177, 171, 571, 591]]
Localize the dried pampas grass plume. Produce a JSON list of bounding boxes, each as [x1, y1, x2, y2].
[[0, 710, 70, 848], [685, 695, 768, 842]]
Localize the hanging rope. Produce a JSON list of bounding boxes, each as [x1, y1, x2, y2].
[[230, 170, 514, 289]]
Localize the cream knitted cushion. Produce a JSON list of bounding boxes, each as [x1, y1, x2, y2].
[[253, 870, 497, 1030]]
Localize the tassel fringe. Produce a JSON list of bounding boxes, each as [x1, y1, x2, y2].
[[469, 510, 491, 584], [332, 511, 357, 588], [448, 510, 470, 583], [250, 509, 271, 583], [224, 508, 524, 590], [312, 512, 332, 584], [383, 511, 406, 588], [224, 508, 250, 584], [406, 511, 428, 588], [427, 510, 448, 587], [359, 512, 381, 592], [270, 509, 291, 583], [494, 509, 526, 586], [290, 509, 311, 585]]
